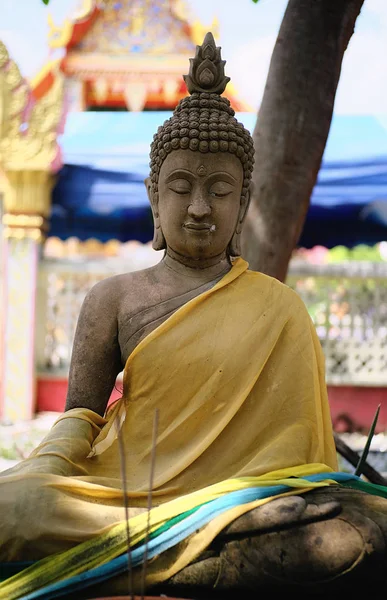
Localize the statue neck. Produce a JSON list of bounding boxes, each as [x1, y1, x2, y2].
[[162, 249, 232, 281]]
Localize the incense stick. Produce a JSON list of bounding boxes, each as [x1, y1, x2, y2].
[[355, 403, 381, 477], [116, 415, 134, 600], [141, 408, 159, 599]]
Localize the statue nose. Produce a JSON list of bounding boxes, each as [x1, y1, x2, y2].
[[187, 192, 211, 219]]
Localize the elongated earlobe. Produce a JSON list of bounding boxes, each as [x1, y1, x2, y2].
[[152, 219, 167, 251], [229, 222, 243, 256], [229, 186, 252, 256], [145, 176, 166, 251]]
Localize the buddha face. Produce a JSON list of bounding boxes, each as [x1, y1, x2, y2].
[[152, 150, 246, 261]]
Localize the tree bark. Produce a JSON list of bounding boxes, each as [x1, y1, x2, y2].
[[242, 0, 365, 282]]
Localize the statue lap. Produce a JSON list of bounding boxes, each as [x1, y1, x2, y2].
[[156, 486, 387, 597], [83, 486, 387, 598]]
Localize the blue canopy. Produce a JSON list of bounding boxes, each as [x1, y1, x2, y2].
[[51, 112, 387, 248]]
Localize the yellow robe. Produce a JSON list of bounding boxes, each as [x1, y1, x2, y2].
[[0, 257, 337, 564]]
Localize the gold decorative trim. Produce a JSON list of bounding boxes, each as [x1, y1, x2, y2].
[[2, 170, 55, 217], [0, 40, 9, 68], [47, 0, 94, 49], [2, 214, 46, 229], [3, 227, 44, 242], [0, 43, 64, 173], [30, 58, 62, 91]]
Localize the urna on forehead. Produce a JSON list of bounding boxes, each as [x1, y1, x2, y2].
[[159, 149, 244, 181], [149, 32, 254, 203]]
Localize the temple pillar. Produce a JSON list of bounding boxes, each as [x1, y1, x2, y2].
[[0, 171, 53, 422], [65, 77, 85, 112], [0, 41, 64, 422]]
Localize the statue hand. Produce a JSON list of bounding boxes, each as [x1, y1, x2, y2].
[[220, 493, 341, 539]]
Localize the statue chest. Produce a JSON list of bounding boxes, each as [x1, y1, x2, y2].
[[117, 278, 219, 364]]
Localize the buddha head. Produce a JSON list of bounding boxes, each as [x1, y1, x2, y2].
[[146, 32, 254, 261]]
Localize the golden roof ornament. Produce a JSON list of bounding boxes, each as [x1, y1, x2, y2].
[[0, 40, 64, 174]]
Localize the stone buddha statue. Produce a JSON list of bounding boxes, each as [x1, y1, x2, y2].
[[1, 32, 387, 600]]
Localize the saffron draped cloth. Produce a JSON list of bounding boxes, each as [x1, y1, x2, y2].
[[0, 258, 339, 595]]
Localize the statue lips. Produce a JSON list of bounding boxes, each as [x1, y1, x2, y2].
[[183, 222, 214, 232]]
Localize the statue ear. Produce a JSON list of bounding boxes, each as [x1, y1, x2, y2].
[[229, 182, 254, 257], [239, 181, 253, 226], [145, 176, 153, 203], [145, 176, 166, 251]]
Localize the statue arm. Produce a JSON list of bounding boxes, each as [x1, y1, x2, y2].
[[65, 277, 123, 416], [0, 280, 122, 477]]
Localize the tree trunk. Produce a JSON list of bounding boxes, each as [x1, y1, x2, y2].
[[242, 0, 365, 282]]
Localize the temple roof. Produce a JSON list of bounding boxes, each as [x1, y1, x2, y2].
[[31, 0, 251, 112], [47, 0, 101, 50], [62, 0, 200, 55]]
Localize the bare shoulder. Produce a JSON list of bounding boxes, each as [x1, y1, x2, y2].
[[85, 269, 140, 303], [83, 264, 160, 317], [66, 269, 159, 414]]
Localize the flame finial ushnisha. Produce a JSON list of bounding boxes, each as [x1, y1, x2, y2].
[[183, 31, 230, 95]]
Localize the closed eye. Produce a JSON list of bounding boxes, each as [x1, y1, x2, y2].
[[171, 188, 191, 195], [169, 179, 192, 195], [210, 191, 229, 198], [209, 182, 234, 198]]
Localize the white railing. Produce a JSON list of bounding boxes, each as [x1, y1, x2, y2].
[[287, 260, 387, 385], [36, 257, 387, 386]]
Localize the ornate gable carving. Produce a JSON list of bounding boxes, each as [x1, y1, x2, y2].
[[0, 41, 64, 172], [73, 0, 198, 55]]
